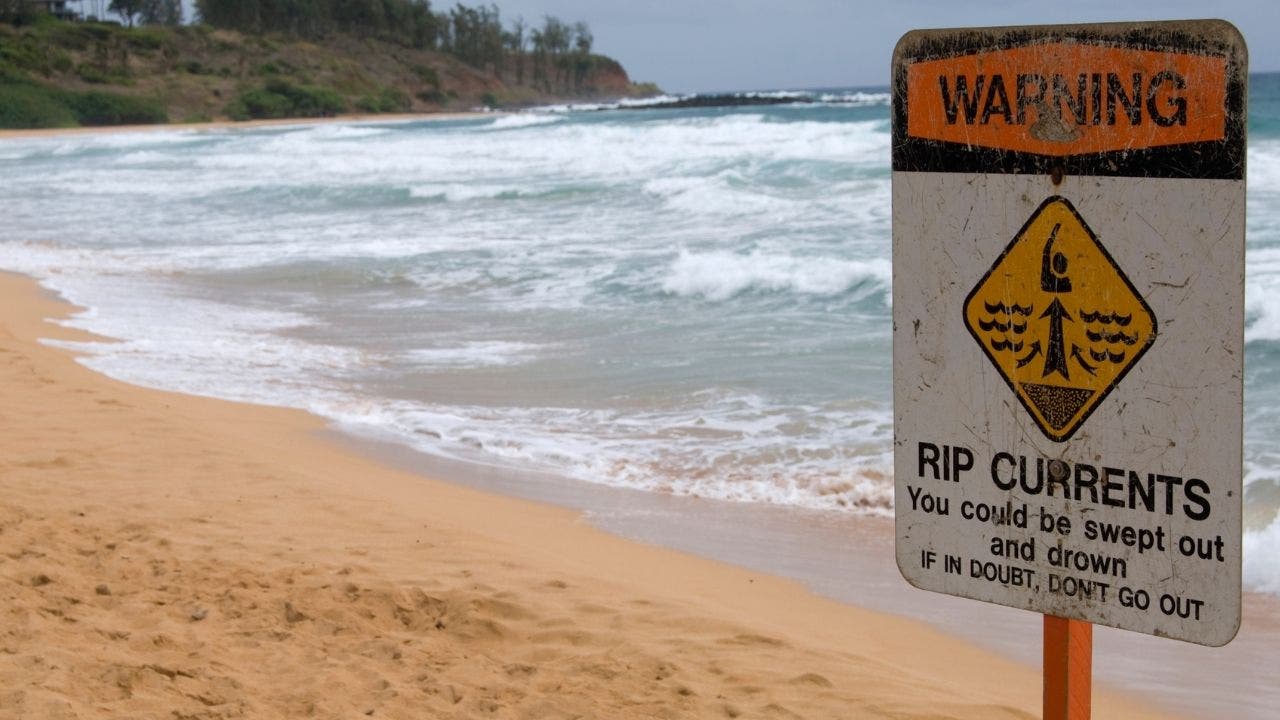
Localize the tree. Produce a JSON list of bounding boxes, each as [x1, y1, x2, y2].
[[0, 0, 40, 25], [573, 21, 591, 55], [541, 15, 568, 54], [110, 0, 146, 26], [141, 0, 182, 25], [186, 0, 596, 88], [195, 0, 260, 33], [539, 15, 570, 87], [504, 16, 526, 84], [529, 27, 546, 88], [408, 1, 442, 49]]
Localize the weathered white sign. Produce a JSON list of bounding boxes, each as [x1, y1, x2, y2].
[[891, 20, 1246, 646]]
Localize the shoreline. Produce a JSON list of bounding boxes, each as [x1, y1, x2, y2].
[[335, 421, 1280, 720], [0, 270, 1174, 717], [0, 111, 495, 140]]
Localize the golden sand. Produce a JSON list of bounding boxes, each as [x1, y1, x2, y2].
[[0, 112, 487, 140], [0, 272, 1169, 719]]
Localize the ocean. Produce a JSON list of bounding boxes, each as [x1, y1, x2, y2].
[[2, 76, 1279, 593]]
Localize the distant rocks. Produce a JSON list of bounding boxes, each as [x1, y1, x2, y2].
[[629, 94, 813, 111]]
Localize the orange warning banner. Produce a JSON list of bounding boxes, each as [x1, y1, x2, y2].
[[906, 43, 1227, 156]]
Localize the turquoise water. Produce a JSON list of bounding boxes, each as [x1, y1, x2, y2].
[[2, 78, 1280, 587]]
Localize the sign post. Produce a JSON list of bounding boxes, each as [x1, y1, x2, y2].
[[1043, 615, 1091, 720], [891, 19, 1247, 713]]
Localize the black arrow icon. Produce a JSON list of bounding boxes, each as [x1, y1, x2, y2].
[[1040, 298, 1072, 379], [1070, 344, 1097, 376], [1016, 341, 1042, 369]]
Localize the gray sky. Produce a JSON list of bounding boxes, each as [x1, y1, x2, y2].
[[492, 1, 1279, 92]]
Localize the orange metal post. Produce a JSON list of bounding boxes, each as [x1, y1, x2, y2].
[[1043, 615, 1093, 720]]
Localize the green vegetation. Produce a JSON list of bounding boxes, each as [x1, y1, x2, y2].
[[355, 86, 410, 113], [0, 76, 167, 128], [194, 0, 605, 94], [0, 81, 79, 127], [0, 3, 658, 129], [0, 0, 40, 26], [66, 88, 168, 123], [630, 81, 662, 97], [0, 19, 172, 127], [109, 0, 182, 28], [225, 79, 345, 119]]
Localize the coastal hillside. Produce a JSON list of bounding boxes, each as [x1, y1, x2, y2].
[[0, 9, 655, 128]]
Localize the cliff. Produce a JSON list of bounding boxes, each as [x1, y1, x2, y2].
[[0, 20, 657, 128]]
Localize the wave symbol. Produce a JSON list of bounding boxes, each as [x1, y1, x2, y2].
[[978, 318, 1028, 334], [1089, 348, 1127, 363], [1081, 310, 1132, 326], [1086, 329, 1138, 345], [984, 301, 1033, 316], [991, 339, 1025, 352]]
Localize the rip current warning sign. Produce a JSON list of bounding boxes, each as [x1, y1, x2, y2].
[[891, 21, 1245, 646], [963, 196, 1157, 441]]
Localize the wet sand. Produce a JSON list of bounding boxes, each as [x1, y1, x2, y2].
[[341, 433, 1280, 719]]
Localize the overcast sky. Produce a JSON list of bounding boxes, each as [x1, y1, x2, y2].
[[491, 0, 1279, 93]]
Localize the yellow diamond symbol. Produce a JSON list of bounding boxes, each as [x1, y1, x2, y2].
[[963, 196, 1157, 442]]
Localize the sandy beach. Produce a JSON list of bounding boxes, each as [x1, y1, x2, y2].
[[0, 112, 490, 140], [0, 273, 1178, 719]]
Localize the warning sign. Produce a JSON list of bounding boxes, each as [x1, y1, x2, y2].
[[904, 44, 1229, 156], [891, 20, 1245, 647], [963, 196, 1156, 441]]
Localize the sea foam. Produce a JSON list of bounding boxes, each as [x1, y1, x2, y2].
[[661, 249, 891, 302], [1245, 518, 1280, 593], [4, 89, 1280, 563]]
